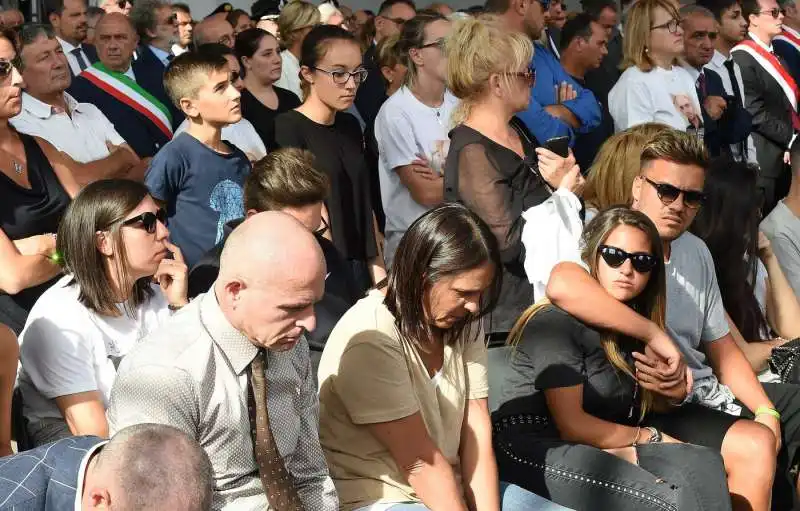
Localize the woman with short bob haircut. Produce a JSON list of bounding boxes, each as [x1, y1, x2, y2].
[[17, 179, 188, 446], [318, 203, 567, 511], [276, 0, 321, 99]]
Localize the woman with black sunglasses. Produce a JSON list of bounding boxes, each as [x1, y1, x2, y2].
[[494, 206, 734, 510], [443, 16, 580, 345], [17, 179, 188, 447]]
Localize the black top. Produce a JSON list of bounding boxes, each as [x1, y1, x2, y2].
[[571, 74, 615, 173], [495, 306, 641, 436], [240, 86, 301, 152], [354, 43, 387, 129], [0, 133, 70, 334], [187, 218, 361, 350], [443, 117, 551, 335], [274, 110, 378, 263]]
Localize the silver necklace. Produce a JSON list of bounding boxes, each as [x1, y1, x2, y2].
[[11, 159, 22, 175]]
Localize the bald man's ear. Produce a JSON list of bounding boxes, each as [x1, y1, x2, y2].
[[84, 487, 112, 509], [223, 279, 245, 304]]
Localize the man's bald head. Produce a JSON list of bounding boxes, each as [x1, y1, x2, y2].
[[95, 12, 139, 71], [217, 212, 325, 351], [193, 13, 234, 47]]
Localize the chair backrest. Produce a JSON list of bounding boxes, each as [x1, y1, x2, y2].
[[11, 387, 32, 452]]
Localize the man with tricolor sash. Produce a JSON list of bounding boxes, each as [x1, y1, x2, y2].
[[70, 13, 182, 158], [733, 0, 798, 211], [775, 0, 800, 83]]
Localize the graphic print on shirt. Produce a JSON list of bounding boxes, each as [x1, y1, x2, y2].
[[210, 179, 244, 243], [671, 93, 705, 140], [428, 139, 450, 175]]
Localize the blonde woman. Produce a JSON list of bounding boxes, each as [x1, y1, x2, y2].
[[443, 15, 578, 343], [608, 0, 704, 135], [275, 0, 321, 99], [495, 207, 737, 510], [583, 123, 670, 217]]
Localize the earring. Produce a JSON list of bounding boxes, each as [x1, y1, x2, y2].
[[645, 46, 649, 53]]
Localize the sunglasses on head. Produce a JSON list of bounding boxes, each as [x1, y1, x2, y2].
[[643, 177, 706, 209], [599, 245, 658, 273], [122, 208, 167, 234]]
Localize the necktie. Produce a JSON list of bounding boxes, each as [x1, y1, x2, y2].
[[723, 59, 748, 159], [247, 350, 304, 511], [71, 47, 88, 72], [696, 71, 707, 100]]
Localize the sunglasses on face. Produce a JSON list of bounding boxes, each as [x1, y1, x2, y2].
[[643, 177, 707, 209], [419, 38, 446, 50], [122, 208, 167, 234], [313, 66, 368, 85], [505, 69, 536, 87], [756, 7, 783, 18], [383, 16, 408, 25], [599, 245, 659, 273], [0, 57, 20, 80]]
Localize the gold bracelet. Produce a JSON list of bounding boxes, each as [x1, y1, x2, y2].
[[631, 426, 642, 447]]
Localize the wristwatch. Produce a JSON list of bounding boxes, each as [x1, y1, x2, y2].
[[645, 426, 663, 443]]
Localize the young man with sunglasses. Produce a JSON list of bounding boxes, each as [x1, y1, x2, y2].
[[681, 5, 753, 159], [129, 0, 178, 70], [547, 129, 800, 506], [732, 0, 797, 213]]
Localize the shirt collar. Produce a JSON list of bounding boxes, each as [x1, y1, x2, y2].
[[148, 44, 171, 64], [57, 36, 79, 53], [20, 91, 80, 118], [73, 441, 108, 511], [749, 31, 774, 52], [199, 291, 259, 375], [710, 49, 729, 67], [682, 62, 702, 82]]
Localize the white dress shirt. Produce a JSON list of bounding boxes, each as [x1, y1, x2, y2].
[[148, 44, 172, 67], [705, 49, 759, 165], [10, 92, 126, 163], [57, 37, 92, 76], [171, 43, 189, 57]]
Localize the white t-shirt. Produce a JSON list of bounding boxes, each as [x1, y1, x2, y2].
[[275, 50, 302, 101], [17, 276, 172, 424], [10, 92, 126, 163], [374, 86, 458, 265], [608, 65, 704, 135], [176, 117, 267, 162]]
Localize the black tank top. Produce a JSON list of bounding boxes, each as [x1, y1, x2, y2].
[[0, 133, 70, 333]]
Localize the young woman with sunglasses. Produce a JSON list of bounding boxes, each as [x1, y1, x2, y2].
[[17, 179, 188, 447], [494, 206, 734, 510], [375, 11, 454, 268], [608, 0, 705, 137], [276, 25, 386, 293], [692, 159, 800, 379], [443, 16, 581, 344]]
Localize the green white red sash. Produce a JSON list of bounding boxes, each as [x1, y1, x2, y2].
[[776, 26, 800, 54], [732, 38, 798, 111], [80, 62, 173, 139]]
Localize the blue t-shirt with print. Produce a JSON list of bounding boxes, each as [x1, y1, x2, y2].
[[145, 132, 250, 267]]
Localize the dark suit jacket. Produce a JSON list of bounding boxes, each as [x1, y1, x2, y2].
[[697, 68, 753, 158], [733, 44, 795, 178], [135, 45, 184, 128], [354, 43, 387, 129], [0, 436, 104, 509], [65, 44, 97, 96], [188, 219, 361, 351], [69, 58, 179, 158], [774, 38, 800, 87]]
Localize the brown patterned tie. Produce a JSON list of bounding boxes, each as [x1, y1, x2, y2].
[[247, 350, 304, 511]]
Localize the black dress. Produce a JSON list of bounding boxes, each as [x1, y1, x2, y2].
[[240, 86, 301, 152], [443, 117, 551, 338], [0, 133, 70, 334], [274, 110, 378, 292]]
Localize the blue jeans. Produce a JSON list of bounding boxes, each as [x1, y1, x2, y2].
[[354, 482, 571, 510]]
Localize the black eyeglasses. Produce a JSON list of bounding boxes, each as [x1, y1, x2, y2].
[[599, 245, 659, 273], [0, 58, 20, 80], [122, 208, 167, 234], [504, 69, 536, 87], [313, 67, 368, 85], [651, 18, 680, 34], [419, 38, 446, 50], [756, 7, 783, 18], [643, 177, 707, 209]]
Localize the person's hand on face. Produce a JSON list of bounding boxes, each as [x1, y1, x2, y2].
[[154, 239, 189, 308]]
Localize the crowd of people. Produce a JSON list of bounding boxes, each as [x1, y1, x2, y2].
[[0, 0, 800, 509]]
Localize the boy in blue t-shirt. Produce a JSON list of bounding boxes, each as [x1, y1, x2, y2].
[[145, 48, 251, 267]]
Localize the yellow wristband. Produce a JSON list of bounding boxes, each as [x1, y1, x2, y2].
[[755, 406, 781, 420]]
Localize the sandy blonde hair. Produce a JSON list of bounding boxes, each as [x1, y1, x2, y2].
[[278, 0, 320, 48], [621, 0, 680, 71], [445, 14, 533, 124], [584, 123, 670, 211]]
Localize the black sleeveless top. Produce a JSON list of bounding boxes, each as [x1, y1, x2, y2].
[[0, 133, 70, 333]]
